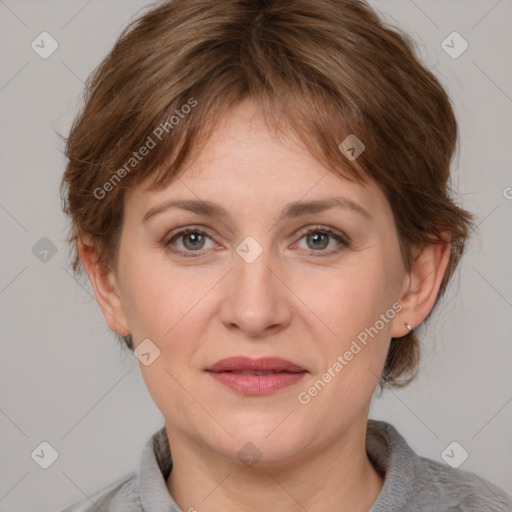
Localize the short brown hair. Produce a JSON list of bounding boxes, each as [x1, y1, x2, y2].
[[60, 0, 474, 389]]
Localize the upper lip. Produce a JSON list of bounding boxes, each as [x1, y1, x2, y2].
[[205, 356, 307, 373]]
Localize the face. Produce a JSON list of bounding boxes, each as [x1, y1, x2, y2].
[[110, 98, 410, 465]]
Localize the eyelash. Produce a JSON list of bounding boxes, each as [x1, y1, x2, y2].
[[163, 225, 350, 259]]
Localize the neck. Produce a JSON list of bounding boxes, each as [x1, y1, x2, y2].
[[166, 417, 384, 512]]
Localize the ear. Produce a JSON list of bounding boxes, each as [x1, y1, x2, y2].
[[77, 235, 131, 336], [392, 238, 451, 338]]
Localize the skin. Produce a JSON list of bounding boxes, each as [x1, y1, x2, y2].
[[80, 98, 450, 512]]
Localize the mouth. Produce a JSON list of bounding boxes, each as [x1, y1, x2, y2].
[[205, 356, 308, 395], [223, 370, 298, 375], [206, 356, 306, 373]]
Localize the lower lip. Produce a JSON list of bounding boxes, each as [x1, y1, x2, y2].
[[207, 371, 306, 395]]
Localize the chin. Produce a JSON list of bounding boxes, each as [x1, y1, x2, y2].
[[221, 419, 307, 464]]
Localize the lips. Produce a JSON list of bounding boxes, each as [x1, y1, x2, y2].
[[206, 356, 306, 373], [205, 356, 307, 396]]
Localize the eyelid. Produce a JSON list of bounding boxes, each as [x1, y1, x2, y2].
[[163, 225, 216, 245], [294, 224, 351, 245], [290, 224, 350, 256], [163, 225, 220, 257]]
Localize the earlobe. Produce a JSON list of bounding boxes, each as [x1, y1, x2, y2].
[[77, 235, 131, 336], [392, 238, 451, 338]]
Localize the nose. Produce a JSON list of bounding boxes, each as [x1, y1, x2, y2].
[[218, 243, 293, 338]]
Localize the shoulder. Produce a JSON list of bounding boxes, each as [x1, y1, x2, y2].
[[414, 456, 512, 512], [58, 425, 176, 512], [57, 471, 140, 512], [366, 420, 512, 512]]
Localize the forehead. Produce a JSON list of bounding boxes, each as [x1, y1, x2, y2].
[[125, 99, 390, 221]]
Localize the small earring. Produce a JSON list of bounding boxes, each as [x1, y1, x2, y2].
[[123, 334, 134, 350], [405, 323, 413, 332]]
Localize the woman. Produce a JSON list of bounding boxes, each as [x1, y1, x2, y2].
[[59, 0, 512, 510]]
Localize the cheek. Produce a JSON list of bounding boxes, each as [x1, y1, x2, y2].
[[120, 252, 208, 339], [128, 266, 211, 428], [297, 256, 399, 399], [314, 260, 397, 341]]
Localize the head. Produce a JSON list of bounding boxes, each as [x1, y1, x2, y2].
[[61, 0, 473, 464]]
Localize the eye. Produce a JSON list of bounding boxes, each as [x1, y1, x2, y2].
[[163, 224, 350, 259], [293, 225, 349, 256], [164, 227, 217, 258]]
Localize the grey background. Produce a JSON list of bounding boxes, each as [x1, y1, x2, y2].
[[0, 0, 511, 510]]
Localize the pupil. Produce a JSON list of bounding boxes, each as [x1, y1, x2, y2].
[[185, 233, 204, 249], [308, 232, 328, 250]]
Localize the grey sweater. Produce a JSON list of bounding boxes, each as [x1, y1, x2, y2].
[[59, 419, 512, 511]]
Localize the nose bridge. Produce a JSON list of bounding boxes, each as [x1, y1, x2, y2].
[[235, 238, 275, 296], [219, 235, 292, 336]]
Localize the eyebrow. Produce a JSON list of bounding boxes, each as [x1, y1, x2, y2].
[[142, 196, 373, 224]]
